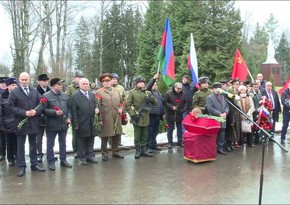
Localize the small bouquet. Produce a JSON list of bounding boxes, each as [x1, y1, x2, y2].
[[256, 96, 273, 132], [53, 106, 67, 121], [17, 97, 47, 129], [114, 102, 125, 134], [94, 95, 102, 132]]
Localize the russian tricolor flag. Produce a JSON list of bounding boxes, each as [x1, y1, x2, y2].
[[188, 33, 198, 87]]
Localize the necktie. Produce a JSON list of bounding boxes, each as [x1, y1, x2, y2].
[[269, 91, 275, 109], [85, 92, 89, 99], [24, 87, 29, 96]]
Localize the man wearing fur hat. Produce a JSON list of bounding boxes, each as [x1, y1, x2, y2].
[[96, 73, 125, 161], [125, 73, 158, 159], [206, 82, 229, 155], [66, 71, 84, 158], [35, 73, 51, 162], [192, 76, 211, 114], [43, 78, 72, 170], [0, 77, 18, 166]]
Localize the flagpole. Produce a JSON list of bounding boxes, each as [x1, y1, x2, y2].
[[157, 61, 161, 74], [247, 68, 255, 82]]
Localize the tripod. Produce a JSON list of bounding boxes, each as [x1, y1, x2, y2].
[[225, 98, 288, 205]]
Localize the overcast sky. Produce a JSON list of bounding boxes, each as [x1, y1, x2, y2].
[[1, 1, 290, 66]]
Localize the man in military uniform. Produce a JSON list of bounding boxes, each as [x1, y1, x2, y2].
[[109, 73, 126, 146], [66, 71, 84, 158], [192, 76, 211, 114], [125, 74, 158, 159]]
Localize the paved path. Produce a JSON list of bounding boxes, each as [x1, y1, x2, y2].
[[0, 138, 289, 204]]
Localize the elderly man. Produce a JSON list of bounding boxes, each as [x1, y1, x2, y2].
[[66, 71, 85, 158], [206, 82, 229, 155], [8, 72, 45, 177], [71, 78, 98, 165], [164, 82, 188, 149], [43, 78, 72, 170], [96, 73, 124, 161], [261, 81, 281, 138]]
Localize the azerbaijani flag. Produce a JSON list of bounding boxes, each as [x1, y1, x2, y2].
[[187, 33, 198, 87], [157, 18, 175, 86]]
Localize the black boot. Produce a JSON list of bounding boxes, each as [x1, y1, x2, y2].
[[135, 145, 142, 159], [141, 145, 153, 157]]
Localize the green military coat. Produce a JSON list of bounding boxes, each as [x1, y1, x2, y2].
[[192, 87, 212, 113]]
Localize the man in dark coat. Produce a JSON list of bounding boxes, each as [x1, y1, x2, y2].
[[36, 73, 51, 162], [206, 82, 229, 155], [8, 72, 45, 177], [0, 77, 18, 166], [261, 81, 281, 138], [280, 82, 290, 144], [71, 78, 98, 165], [164, 82, 188, 149], [43, 78, 72, 170], [0, 76, 8, 161]]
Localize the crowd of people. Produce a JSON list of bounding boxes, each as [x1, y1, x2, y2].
[[0, 71, 289, 178]]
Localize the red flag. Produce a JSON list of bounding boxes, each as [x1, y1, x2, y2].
[[278, 77, 290, 95], [231, 49, 248, 81]]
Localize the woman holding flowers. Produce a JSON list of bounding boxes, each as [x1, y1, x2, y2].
[[95, 73, 124, 162], [8, 72, 45, 177]]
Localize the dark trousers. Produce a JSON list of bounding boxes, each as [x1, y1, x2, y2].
[[281, 113, 290, 141], [17, 134, 38, 168], [46, 130, 67, 163], [217, 128, 226, 150], [6, 132, 17, 162], [101, 136, 119, 156], [133, 125, 148, 146], [77, 136, 95, 161], [37, 126, 45, 155], [72, 127, 78, 153], [167, 121, 182, 145], [0, 130, 6, 157], [147, 114, 160, 149]]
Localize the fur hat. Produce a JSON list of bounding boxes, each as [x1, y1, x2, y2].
[[38, 74, 49, 81], [99, 73, 112, 82], [212, 82, 222, 89], [134, 76, 146, 84], [50, 78, 64, 87], [5, 77, 17, 86]]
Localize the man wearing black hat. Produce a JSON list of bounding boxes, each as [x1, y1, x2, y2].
[[181, 75, 197, 113], [0, 77, 18, 165], [206, 82, 229, 155], [8, 72, 45, 177], [43, 78, 72, 170], [66, 71, 84, 158], [36, 73, 51, 162], [0, 77, 8, 94]]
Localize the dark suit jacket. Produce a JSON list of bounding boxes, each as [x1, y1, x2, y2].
[[261, 89, 281, 122], [8, 85, 42, 135], [70, 90, 97, 137]]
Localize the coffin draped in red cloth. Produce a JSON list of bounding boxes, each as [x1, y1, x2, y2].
[[182, 114, 221, 163], [182, 114, 220, 135], [183, 132, 217, 163]]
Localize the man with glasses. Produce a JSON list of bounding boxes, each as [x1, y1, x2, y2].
[[164, 82, 188, 149]]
